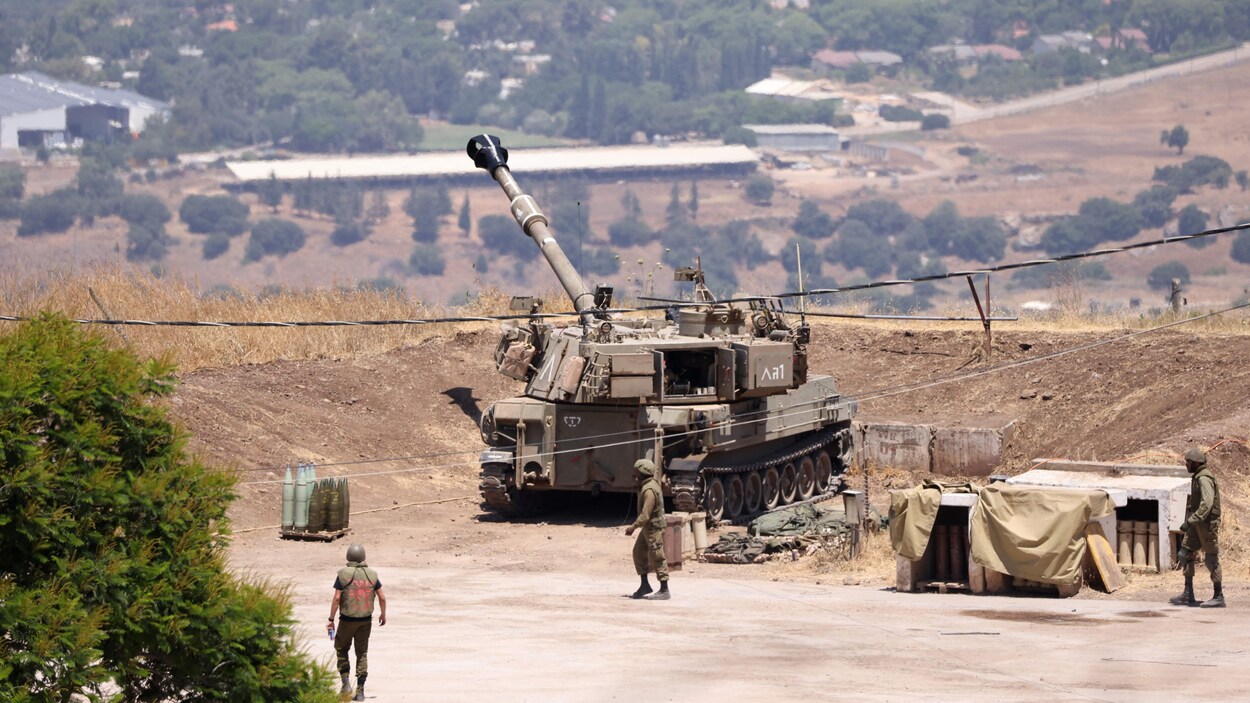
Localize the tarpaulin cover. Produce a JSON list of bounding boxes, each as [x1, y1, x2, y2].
[[970, 484, 1114, 585], [889, 480, 976, 561]]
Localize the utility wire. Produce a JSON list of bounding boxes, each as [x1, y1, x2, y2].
[[236, 300, 1249, 486], [3, 222, 1246, 327]]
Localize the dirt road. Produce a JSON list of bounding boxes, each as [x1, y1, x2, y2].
[[233, 502, 1246, 703]]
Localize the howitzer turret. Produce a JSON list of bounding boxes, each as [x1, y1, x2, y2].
[[468, 135, 856, 521]]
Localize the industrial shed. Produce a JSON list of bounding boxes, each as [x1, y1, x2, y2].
[[0, 71, 169, 150], [226, 143, 759, 187], [742, 124, 842, 152]]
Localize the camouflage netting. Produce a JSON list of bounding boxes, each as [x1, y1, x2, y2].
[[701, 503, 878, 564]]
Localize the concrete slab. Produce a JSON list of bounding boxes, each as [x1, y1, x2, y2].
[[857, 421, 932, 472], [932, 421, 1015, 476]]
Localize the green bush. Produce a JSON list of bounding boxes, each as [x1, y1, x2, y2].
[[879, 104, 924, 122], [744, 174, 774, 205], [608, 217, 655, 247], [1132, 186, 1177, 228], [792, 200, 836, 239], [202, 232, 231, 260], [119, 193, 172, 231], [478, 214, 536, 259], [920, 113, 951, 130], [1146, 261, 1191, 292], [18, 190, 78, 236], [329, 218, 369, 247], [125, 223, 169, 262], [247, 219, 307, 260], [722, 126, 758, 147], [0, 316, 334, 701], [1232, 230, 1250, 265], [409, 243, 446, 275], [1177, 204, 1211, 247], [179, 194, 250, 236], [1152, 155, 1233, 193], [0, 164, 25, 201]]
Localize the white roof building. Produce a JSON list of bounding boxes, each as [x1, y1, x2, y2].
[[226, 143, 759, 185], [0, 71, 169, 149]]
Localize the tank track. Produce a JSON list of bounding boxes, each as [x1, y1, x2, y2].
[[479, 462, 549, 518], [671, 425, 853, 519]]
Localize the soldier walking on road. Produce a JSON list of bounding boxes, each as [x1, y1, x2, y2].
[[329, 543, 388, 700], [626, 459, 671, 600], [1170, 449, 1224, 608]]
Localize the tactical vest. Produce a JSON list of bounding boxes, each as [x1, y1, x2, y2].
[[338, 564, 379, 619], [638, 478, 665, 531], [1187, 467, 1221, 522]]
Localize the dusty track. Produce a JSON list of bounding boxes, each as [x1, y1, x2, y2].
[[174, 320, 1250, 700]]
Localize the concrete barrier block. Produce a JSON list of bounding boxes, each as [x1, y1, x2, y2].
[[857, 421, 932, 472], [932, 422, 1014, 476]]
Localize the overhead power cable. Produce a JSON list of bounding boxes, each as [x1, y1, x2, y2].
[[2, 222, 1245, 328], [236, 300, 1249, 486], [709, 221, 1250, 305]]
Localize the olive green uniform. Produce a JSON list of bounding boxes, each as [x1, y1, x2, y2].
[[632, 474, 669, 581], [334, 562, 381, 682], [1180, 465, 1221, 585]]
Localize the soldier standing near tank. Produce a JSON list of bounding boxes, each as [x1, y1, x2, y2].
[[625, 459, 671, 600], [328, 543, 388, 700], [1170, 449, 1224, 608]]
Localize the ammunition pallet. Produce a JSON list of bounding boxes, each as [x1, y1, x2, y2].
[[279, 528, 351, 542]]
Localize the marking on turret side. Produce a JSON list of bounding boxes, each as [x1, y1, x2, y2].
[[761, 364, 787, 382], [563, 416, 582, 428]]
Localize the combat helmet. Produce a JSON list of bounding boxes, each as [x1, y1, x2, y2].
[[634, 459, 656, 478], [346, 543, 366, 563], [1184, 449, 1207, 469]]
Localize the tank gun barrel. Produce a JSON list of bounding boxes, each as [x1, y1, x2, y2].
[[467, 135, 595, 322]]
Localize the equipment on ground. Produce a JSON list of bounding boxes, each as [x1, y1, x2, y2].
[[465, 135, 856, 521]]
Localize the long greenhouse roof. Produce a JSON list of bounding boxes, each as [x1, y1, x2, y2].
[[226, 143, 758, 183]]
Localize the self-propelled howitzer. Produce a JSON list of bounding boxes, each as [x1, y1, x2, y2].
[[466, 135, 856, 521]]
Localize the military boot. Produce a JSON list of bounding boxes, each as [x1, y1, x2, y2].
[[353, 678, 365, 701], [631, 576, 653, 599], [1200, 583, 1225, 608], [650, 580, 671, 601], [339, 673, 352, 696], [1169, 576, 1196, 606]]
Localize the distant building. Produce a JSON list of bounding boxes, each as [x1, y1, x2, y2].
[[930, 43, 1022, 64], [810, 49, 903, 72], [745, 76, 842, 104], [226, 143, 760, 188], [512, 54, 550, 76], [1032, 32, 1094, 55], [742, 124, 841, 152], [0, 71, 169, 150]]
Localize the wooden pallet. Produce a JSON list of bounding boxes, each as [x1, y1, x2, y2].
[[280, 528, 351, 542], [921, 580, 971, 594]]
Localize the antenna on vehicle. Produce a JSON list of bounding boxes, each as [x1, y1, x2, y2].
[[795, 242, 807, 326]]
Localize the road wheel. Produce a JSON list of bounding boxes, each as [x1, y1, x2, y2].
[[704, 476, 726, 522], [797, 456, 816, 501], [780, 462, 798, 505], [762, 466, 781, 510], [725, 474, 745, 520], [744, 471, 763, 514], [814, 450, 833, 494]]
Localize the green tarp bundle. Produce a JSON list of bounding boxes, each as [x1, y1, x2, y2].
[[970, 484, 1114, 586], [703, 503, 857, 564], [888, 480, 976, 561]]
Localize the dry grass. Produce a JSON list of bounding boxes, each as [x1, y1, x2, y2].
[[2, 266, 1247, 374], [0, 266, 498, 371]]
